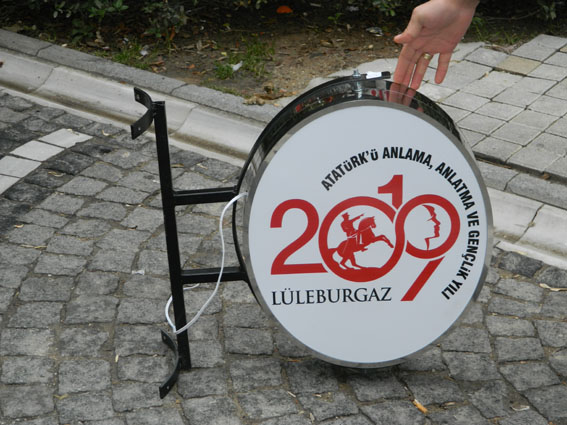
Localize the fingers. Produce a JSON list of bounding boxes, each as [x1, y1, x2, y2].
[[409, 53, 433, 90], [435, 52, 452, 84]]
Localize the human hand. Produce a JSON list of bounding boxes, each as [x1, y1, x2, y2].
[[393, 0, 479, 89]]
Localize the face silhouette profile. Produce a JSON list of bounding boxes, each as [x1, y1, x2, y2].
[[406, 204, 441, 250]]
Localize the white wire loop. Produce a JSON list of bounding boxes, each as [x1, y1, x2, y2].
[[165, 192, 248, 335]]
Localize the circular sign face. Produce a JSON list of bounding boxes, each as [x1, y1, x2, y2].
[[241, 98, 491, 367]]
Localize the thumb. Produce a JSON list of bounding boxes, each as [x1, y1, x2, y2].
[[394, 18, 423, 45]]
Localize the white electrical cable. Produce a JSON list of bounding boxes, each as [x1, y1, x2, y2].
[[165, 192, 248, 335]]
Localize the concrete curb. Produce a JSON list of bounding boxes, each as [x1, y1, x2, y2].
[[0, 30, 279, 159]]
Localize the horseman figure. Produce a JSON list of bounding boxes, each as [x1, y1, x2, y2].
[[334, 212, 394, 270]]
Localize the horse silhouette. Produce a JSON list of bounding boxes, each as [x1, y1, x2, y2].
[[332, 216, 394, 270]]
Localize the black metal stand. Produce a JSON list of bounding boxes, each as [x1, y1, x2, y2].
[[130, 88, 248, 398]]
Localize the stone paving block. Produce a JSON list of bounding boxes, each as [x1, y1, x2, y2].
[[4, 181, 52, 204], [189, 340, 225, 368], [427, 404, 489, 425], [238, 389, 298, 420], [473, 137, 521, 162], [298, 392, 358, 422], [0, 243, 41, 267], [541, 291, 567, 319], [125, 408, 185, 425], [512, 36, 561, 61], [466, 47, 509, 67], [102, 149, 150, 169], [89, 249, 136, 273], [1, 356, 54, 384], [122, 274, 170, 300], [229, 357, 282, 392], [221, 280, 256, 304], [65, 295, 119, 324], [440, 326, 491, 353], [319, 415, 373, 425], [0, 265, 29, 289], [286, 359, 338, 394], [46, 235, 94, 256], [8, 302, 63, 328], [442, 91, 490, 112], [488, 296, 541, 318], [443, 352, 499, 381], [273, 328, 311, 358], [501, 362, 560, 392], [20, 117, 59, 133], [58, 359, 111, 393], [475, 101, 523, 121], [0, 107, 28, 124], [493, 87, 541, 108], [530, 132, 567, 155], [48, 151, 96, 175], [182, 396, 241, 425], [112, 382, 164, 412], [59, 327, 109, 356], [547, 116, 567, 137], [0, 155, 41, 177], [550, 349, 567, 377], [96, 186, 148, 204], [56, 392, 115, 423], [11, 140, 63, 162], [545, 81, 567, 100], [360, 400, 425, 425], [20, 208, 69, 228], [114, 325, 168, 356], [398, 347, 446, 372], [516, 76, 558, 95], [530, 63, 567, 81], [494, 278, 543, 302], [538, 266, 567, 289], [458, 113, 504, 135], [39, 128, 91, 148], [495, 337, 545, 362], [499, 409, 549, 425], [493, 122, 542, 146], [34, 252, 87, 276], [58, 175, 107, 196], [511, 110, 556, 130], [0, 328, 54, 356], [224, 302, 270, 328], [177, 367, 228, 398], [509, 146, 561, 173], [224, 327, 273, 355], [0, 385, 55, 419], [117, 355, 169, 383], [468, 380, 510, 419], [117, 171, 161, 193], [530, 95, 567, 118], [77, 201, 128, 221], [523, 385, 567, 422], [120, 206, 163, 232], [39, 193, 84, 214], [96, 228, 151, 252], [497, 252, 545, 278], [0, 286, 14, 313], [0, 174, 18, 193], [508, 173, 567, 210], [116, 298, 164, 324], [546, 51, 567, 67], [404, 374, 465, 405], [19, 275, 74, 301], [497, 55, 541, 75], [463, 78, 508, 99], [81, 162, 124, 182], [416, 83, 455, 102], [7, 223, 55, 246]]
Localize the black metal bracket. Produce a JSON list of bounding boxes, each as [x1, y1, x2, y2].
[[131, 88, 249, 398]]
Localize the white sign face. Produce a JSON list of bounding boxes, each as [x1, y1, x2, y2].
[[244, 102, 491, 366]]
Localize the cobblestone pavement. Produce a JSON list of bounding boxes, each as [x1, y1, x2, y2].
[[1, 86, 567, 425]]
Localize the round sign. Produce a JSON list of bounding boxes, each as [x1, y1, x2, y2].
[[235, 76, 492, 367]]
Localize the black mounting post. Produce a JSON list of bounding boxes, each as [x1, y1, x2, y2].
[[130, 88, 248, 398]]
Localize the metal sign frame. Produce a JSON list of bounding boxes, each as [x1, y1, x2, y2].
[[130, 88, 248, 398]]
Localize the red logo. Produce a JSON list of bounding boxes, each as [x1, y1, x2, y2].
[[269, 175, 460, 301]]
